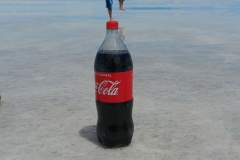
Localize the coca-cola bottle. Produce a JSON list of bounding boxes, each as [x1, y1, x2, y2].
[[94, 20, 134, 148]]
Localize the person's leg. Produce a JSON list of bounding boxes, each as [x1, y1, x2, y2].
[[106, 0, 113, 20], [119, 0, 125, 11], [108, 9, 113, 20]]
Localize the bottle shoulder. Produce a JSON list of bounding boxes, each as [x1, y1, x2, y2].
[[98, 33, 128, 51]]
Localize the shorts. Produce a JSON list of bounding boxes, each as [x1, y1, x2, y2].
[[106, 0, 124, 10], [106, 0, 113, 10]]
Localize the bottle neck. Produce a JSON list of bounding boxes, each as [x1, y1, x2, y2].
[[106, 29, 118, 34]]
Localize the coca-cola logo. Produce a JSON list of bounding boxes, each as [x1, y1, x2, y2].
[[96, 80, 121, 96]]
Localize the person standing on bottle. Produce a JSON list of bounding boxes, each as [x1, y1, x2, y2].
[[106, 0, 125, 20]]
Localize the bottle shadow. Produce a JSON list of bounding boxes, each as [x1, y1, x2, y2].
[[0, 95, 2, 110], [79, 125, 106, 148]]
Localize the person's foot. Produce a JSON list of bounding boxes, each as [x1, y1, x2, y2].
[[119, 7, 125, 11], [110, 17, 114, 21]]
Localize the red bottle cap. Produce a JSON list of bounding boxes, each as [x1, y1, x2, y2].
[[106, 20, 118, 29]]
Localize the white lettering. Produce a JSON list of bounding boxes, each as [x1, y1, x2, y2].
[[96, 80, 121, 96], [95, 73, 112, 77]]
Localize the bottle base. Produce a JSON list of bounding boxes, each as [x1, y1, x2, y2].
[[97, 135, 132, 148]]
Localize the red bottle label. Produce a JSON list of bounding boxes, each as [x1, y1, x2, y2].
[[95, 70, 133, 103]]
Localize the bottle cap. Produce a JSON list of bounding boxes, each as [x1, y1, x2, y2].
[[106, 20, 118, 29]]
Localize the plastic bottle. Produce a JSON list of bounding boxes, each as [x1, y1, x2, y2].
[[94, 20, 134, 148]]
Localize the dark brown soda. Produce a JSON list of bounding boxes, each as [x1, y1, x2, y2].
[[94, 50, 134, 148], [94, 50, 133, 72]]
